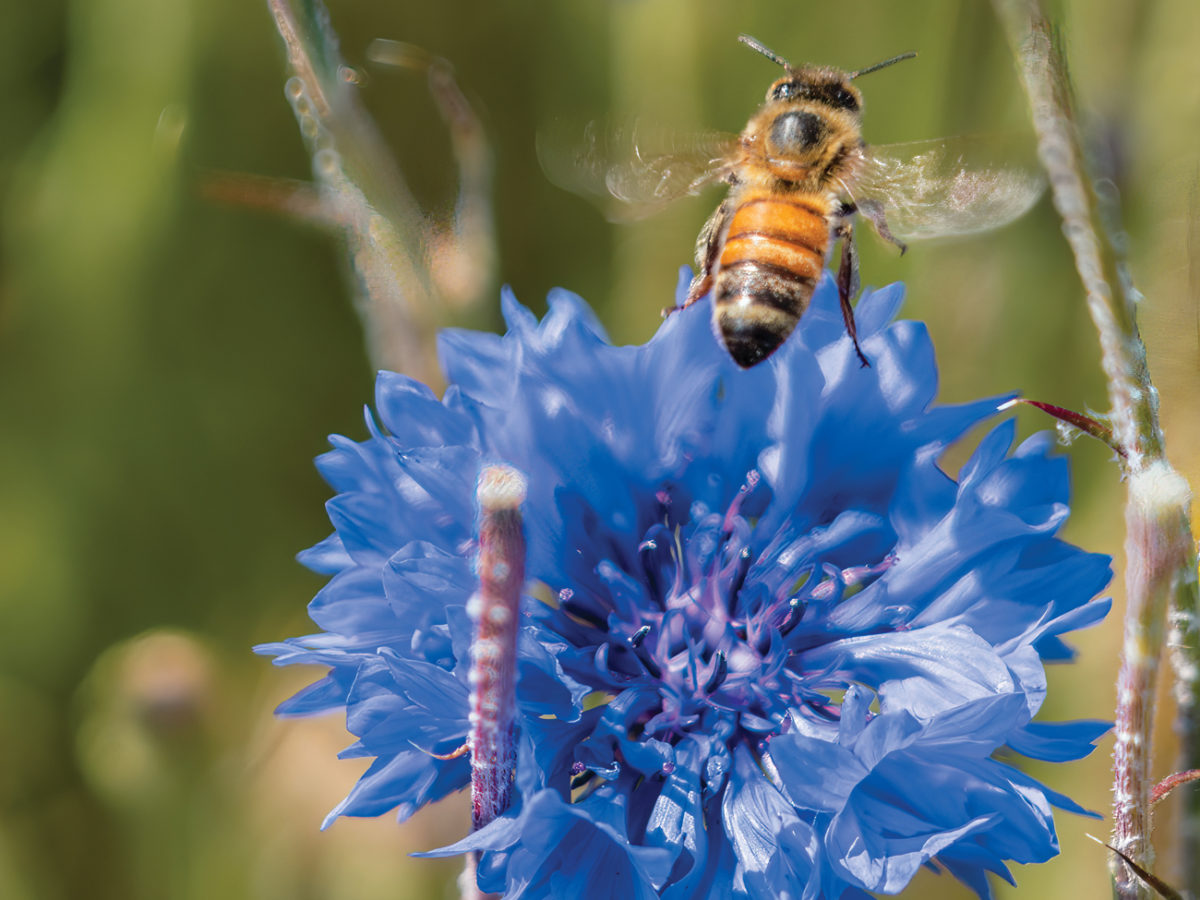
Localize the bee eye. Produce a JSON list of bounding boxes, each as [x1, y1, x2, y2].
[[769, 110, 825, 151], [828, 86, 859, 111], [768, 81, 799, 102]]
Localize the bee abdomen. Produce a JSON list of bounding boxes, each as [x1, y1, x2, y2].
[[713, 197, 830, 368]]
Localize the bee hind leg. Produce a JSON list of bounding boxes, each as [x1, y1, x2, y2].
[[673, 271, 712, 313], [663, 270, 710, 319], [665, 200, 730, 317], [835, 222, 870, 368]]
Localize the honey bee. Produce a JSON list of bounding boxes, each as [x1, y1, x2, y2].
[[540, 34, 1045, 368]]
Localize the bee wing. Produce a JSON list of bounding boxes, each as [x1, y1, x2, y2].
[[853, 136, 1046, 241], [537, 119, 738, 222]]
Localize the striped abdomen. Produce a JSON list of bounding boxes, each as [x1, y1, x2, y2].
[[713, 191, 831, 368]]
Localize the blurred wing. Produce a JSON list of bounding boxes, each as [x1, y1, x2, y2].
[[853, 136, 1046, 241], [537, 119, 737, 222]]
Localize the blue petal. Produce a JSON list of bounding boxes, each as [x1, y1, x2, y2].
[[852, 282, 905, 337], [828, 798, 999, 893], [382, 542, 474, 622], [642, 742, 706, 885], [801, 624, 1018, 719], [322, 749, 467, 827], [297, 532, 351, 574], [269, 671, 351, 716], [1007, 719, 1111, 761], [768, 731, 868, 813], [722, 746, 821, 900], [425, 788, 675, 898]]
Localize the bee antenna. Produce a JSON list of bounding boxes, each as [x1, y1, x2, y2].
[[738, 34, 793, 72], [850, 51, 917, 79]]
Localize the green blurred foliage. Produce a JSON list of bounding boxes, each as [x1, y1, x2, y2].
[[0, 0, 1196, 898]]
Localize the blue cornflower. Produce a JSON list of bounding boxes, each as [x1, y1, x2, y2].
[[258, 272, 1111, 899]]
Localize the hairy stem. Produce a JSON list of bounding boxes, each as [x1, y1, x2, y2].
[[991, 1, 1200, 896], [461, 466, 527, 900]]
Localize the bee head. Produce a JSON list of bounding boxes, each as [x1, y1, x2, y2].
[[765, 74, 861, 113], [739, 35, 915, 114]]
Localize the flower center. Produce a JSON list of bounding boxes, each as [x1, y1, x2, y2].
[[551, 470, 897, 744]]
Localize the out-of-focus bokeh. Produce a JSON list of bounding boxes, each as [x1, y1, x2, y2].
[[1, 0, 1197, 897]]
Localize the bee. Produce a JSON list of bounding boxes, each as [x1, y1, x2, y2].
[[540, 34, 1044, 368]]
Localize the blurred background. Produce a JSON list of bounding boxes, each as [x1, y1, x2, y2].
[[1, 0, 1198, 897]]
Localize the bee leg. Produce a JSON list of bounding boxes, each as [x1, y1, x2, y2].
[[835, 222, 870, 368], [666, 200, 730, 316], [679, 271, 713, 312], [858, 199, 907, 256]]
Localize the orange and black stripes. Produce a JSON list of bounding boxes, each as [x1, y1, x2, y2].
[[713, 194, 832, 368]]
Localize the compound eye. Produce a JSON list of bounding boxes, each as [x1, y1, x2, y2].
[[769, 110, 825, 151], [829, 86, 859, 111], [768, 80, 799, 102]]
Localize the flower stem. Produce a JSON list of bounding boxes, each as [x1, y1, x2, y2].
[[991, 1, 1200, 896], [461, 466, 527, 899]]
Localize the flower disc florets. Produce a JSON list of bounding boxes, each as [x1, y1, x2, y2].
[[259, 273, 1111, 899]]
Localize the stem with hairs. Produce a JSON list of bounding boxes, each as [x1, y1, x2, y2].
[[460, 465, 528, 900], [991, 1, 1200, 897]]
